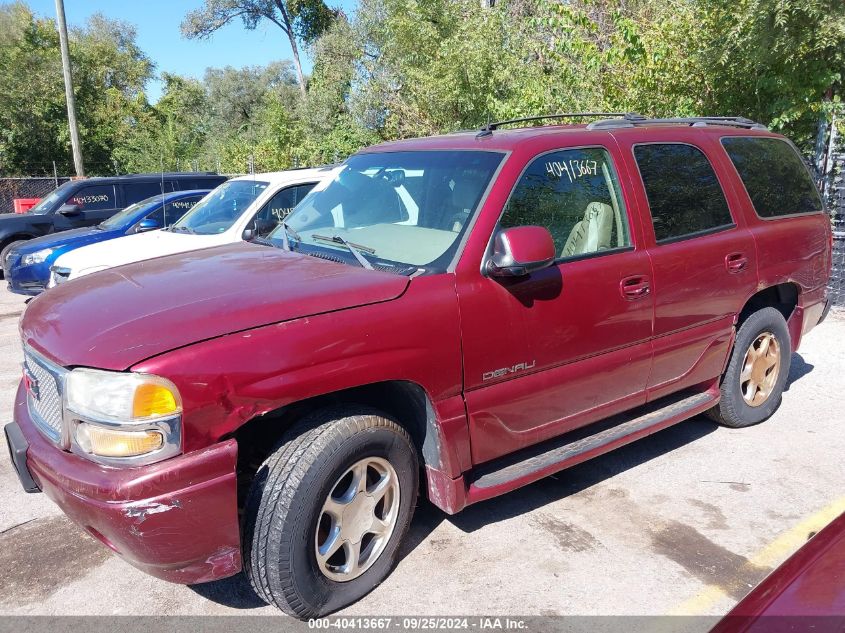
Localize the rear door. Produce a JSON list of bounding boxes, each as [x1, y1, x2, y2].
[[616, 135, 758, 400], [458, 144, 655, 465], [121, 181, 165, 208]]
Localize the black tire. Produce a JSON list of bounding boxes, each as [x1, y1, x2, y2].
[[707, 307, 791, 428], [243, 406, 419, 618], [0, 239, 26, 277]]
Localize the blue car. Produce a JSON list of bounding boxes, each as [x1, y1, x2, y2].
[[5, 189, 210, 295]]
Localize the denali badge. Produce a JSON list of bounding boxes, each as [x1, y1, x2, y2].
[[482, 361, 536, 381]]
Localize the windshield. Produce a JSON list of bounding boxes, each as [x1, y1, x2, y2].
[[28, 181, 77, 214], [270, 151, 503, 272], [170, 179, 268, 235], [99, 196, 160, 229]]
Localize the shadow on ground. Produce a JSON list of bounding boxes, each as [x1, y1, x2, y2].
[[784, 352, 813, 392], [190, 352, 813, 609]]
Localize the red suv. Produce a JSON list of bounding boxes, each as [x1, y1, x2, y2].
[[6, 114, 832, 617]]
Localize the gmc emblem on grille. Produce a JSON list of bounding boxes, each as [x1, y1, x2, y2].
[[23, 366, 40, 401]]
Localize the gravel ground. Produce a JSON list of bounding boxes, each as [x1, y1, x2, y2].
[[1, 285, 843, 622]]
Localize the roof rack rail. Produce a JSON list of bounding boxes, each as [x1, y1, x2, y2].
[[586, 113, 768, 131], [476, 113, 625, 137]]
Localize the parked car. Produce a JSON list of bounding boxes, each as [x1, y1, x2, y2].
[[4, 190, 211, 296], [47, 168, 332, 287], [5, 115, 832, 618], [0, 172, 227, 275], [712, 511, 845, 632]]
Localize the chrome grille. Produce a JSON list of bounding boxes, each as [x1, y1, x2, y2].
[[24, 349, 66, 444]]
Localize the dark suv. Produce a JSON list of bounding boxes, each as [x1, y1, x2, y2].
[[0, 172, 227, 271], [5, 115, 832, 618]]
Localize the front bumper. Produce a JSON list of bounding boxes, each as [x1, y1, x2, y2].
[[5, 262, 48, 296], [9, 382, 242, 584]]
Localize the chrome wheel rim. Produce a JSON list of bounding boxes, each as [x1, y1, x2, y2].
[[740, 332, 781, 407], [315, 457, 400, 582]]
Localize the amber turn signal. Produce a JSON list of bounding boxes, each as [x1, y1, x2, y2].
[[132, 383, 179, 419], [76, 424, 164, 458]]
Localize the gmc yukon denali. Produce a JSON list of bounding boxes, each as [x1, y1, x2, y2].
[[5, 114, 832, 618]]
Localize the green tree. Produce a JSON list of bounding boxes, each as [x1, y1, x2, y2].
[[180, 0, 338, 96]]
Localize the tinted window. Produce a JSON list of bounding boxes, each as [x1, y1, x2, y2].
[[122, 182, 164, 205], [162, 195, 204, 225], [67, 185, 117, 211], [500, 147, 631, 258], [721, 137, 822, 218], [181, 177, 226, 190], [257, 183, 316, 223], [634, 144, 733, 242]]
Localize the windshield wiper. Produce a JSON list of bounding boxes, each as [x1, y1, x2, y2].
[[279, 221, 302, 252], [169, 225, 196, 234], [311, 233, 375, 270]]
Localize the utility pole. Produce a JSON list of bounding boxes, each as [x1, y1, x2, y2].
[[54, 0, 84, 177]]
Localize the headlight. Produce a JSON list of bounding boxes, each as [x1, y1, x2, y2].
[[65, 368, 182, 465], [21, 248, 53, 266]]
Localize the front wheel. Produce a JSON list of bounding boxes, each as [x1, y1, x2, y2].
[[707, 307, 791, 428], [0, 239, 26, 277], [243, 407, 419, 618]]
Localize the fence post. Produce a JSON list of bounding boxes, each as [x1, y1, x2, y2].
[[52, 161, 58, 189]]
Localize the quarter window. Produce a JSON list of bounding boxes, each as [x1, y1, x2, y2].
[[721, 137, 822, 218], [122, 182, 164, 205], [634, 144, 733, 242], [500, 147, 632, 259]]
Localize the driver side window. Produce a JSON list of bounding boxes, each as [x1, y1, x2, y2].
[[253, 183, 316, 236], [500, 147, 631, 259]]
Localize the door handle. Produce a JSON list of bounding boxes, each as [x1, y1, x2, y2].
[[725, 252, 748, 273], [620, 275, 650, 300]]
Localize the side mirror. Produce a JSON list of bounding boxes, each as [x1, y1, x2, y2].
[[136, 218, 161, 233], [486, 225, 556, 277], [242, 228, 255, 241], [58, 203, 81, 216]]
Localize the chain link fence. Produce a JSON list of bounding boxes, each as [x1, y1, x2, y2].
[[827, 152, 845, 307], [0, 176, 70, 213]]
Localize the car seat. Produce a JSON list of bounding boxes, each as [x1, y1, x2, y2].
[[560, 202, 614, 258]]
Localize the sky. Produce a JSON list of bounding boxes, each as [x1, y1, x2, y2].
[[26, 0, 358, 102]]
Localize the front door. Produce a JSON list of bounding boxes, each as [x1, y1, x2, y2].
[[54, 184, 119, 229], [457, 145, 655, 465]]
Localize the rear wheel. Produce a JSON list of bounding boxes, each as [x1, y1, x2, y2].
[[707, 307, 791, 428], [243, 407, 418, 618]]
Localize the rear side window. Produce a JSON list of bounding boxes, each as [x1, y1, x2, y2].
[[721, 137, 823, 218], [67, 184, 117, 211], [500, 147, 632, 259], [123, 182, 164, 205], [180, 178, 226, 190], [163, 195, 204, 224], [634, 144, 733, 242]]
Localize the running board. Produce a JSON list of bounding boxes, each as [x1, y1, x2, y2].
[[465, 390, 716, 505]]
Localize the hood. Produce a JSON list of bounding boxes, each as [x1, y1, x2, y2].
[[54, 229, 225, 276], [0, 212, 39, 224], [21, 242, 410, 370], [15, 226, 116, 254]]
